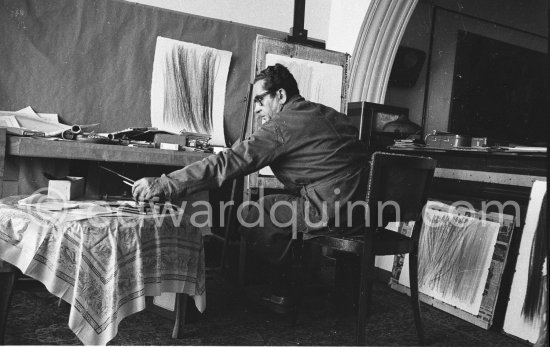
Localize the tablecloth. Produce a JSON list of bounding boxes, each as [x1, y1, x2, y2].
[[0, 196, 206, 345]]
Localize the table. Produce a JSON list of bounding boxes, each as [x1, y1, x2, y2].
[[2, 135, 213, 200], [0, 196, 206, 345], [6, 136, 210, 166]]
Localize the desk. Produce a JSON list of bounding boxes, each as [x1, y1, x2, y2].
[[6, 136, 210, 166], [0, 196, 205, 345], [2, 135, 213, 211]]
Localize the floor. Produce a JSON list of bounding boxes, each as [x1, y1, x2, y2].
[[4, 251, 528, 346]]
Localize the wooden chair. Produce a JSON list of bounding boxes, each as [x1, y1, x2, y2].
[[301, 151, 436, 345]]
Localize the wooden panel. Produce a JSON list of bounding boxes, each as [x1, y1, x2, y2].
[[7, 137, 210, 166]]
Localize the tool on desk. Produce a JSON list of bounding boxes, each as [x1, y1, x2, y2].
[[98, 165, 135, 185], [5, 127, 46, 137], [99, 195, 173, 215], [98, 167, 168, 205], [61, 129, 77, 140]]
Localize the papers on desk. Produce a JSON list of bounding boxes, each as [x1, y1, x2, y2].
[[0, 106, 99, 137], [0, 107, 70, 136], [0, 114, 46, 136], [16, 106, 60, 123], [0, 114, 19, 127], [17, 194, 164, 222]]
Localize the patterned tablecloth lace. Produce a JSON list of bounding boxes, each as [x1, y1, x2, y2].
[[0, 195, 206, 345]]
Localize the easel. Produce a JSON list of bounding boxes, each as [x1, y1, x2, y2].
[[219, 1, 349, 274], [287, 0, 326, 49]]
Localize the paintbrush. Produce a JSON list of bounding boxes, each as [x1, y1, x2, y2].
[[98, 165, 136, 184]]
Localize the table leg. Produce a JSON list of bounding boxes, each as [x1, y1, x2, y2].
[[171, 293, 200, 339], [146, 293, 200, 339], [0, 271, 18, 345], [172, 293, 187, 339]]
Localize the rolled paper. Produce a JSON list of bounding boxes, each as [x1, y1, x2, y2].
[[62, 129, 77, 140], [71, 124, 82, 134]]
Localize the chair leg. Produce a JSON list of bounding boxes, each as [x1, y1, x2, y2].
[[0, 271, 18, 345], [289, 242, 306, 326], [356, 252, 375, 346], [409, 253, 425, 345], [219, 212, 232, 274], [238, 234, 247, 286], [334, 251, 361, 312]]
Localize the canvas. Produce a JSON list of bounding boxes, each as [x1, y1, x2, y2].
[[503, 180, 547, 343], [391, 201, 515, 328], [150, 36, 232, 147]]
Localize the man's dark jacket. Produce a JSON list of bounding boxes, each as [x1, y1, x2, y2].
[[158, 95, 369, 234]]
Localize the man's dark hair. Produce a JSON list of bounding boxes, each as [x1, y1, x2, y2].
[[254, 63, 300, 98]]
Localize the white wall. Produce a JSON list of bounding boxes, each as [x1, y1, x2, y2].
[[125, 0, 371, 54], [128, 0, 332, 42], [326, 0, 372, 54]]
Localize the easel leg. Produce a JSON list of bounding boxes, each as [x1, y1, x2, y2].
[[0, 271, 18, 345], [238, 234, 247, 286]]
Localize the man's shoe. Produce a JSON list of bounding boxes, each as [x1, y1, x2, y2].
[[259, 293, 296, 315], [261, 294, 295, 307], [246, 285, 296, 315]]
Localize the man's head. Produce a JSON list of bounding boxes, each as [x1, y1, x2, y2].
[[252, 63, 300, 123]]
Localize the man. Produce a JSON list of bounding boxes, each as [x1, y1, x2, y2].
[[133, 62, 368, 272]]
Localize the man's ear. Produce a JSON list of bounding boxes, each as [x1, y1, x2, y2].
[[277, 88, 288, 104]]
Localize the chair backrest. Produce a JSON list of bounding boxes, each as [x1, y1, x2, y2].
[[365, 151, 436, 236]]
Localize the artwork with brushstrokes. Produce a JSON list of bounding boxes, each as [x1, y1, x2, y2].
[[265, 53, 343, 111], [390, 200, 515, 328], [503, 180, 547, 343], [150, 36, 232, 146]]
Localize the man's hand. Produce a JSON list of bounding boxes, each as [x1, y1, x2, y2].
[[132, 177, 165, 201]]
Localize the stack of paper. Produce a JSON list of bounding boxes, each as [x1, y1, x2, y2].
[[391, 139, 425, 149], [0, 106, 70, 136]]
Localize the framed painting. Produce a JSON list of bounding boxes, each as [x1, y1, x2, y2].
[[390, 200, 515, 329]]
